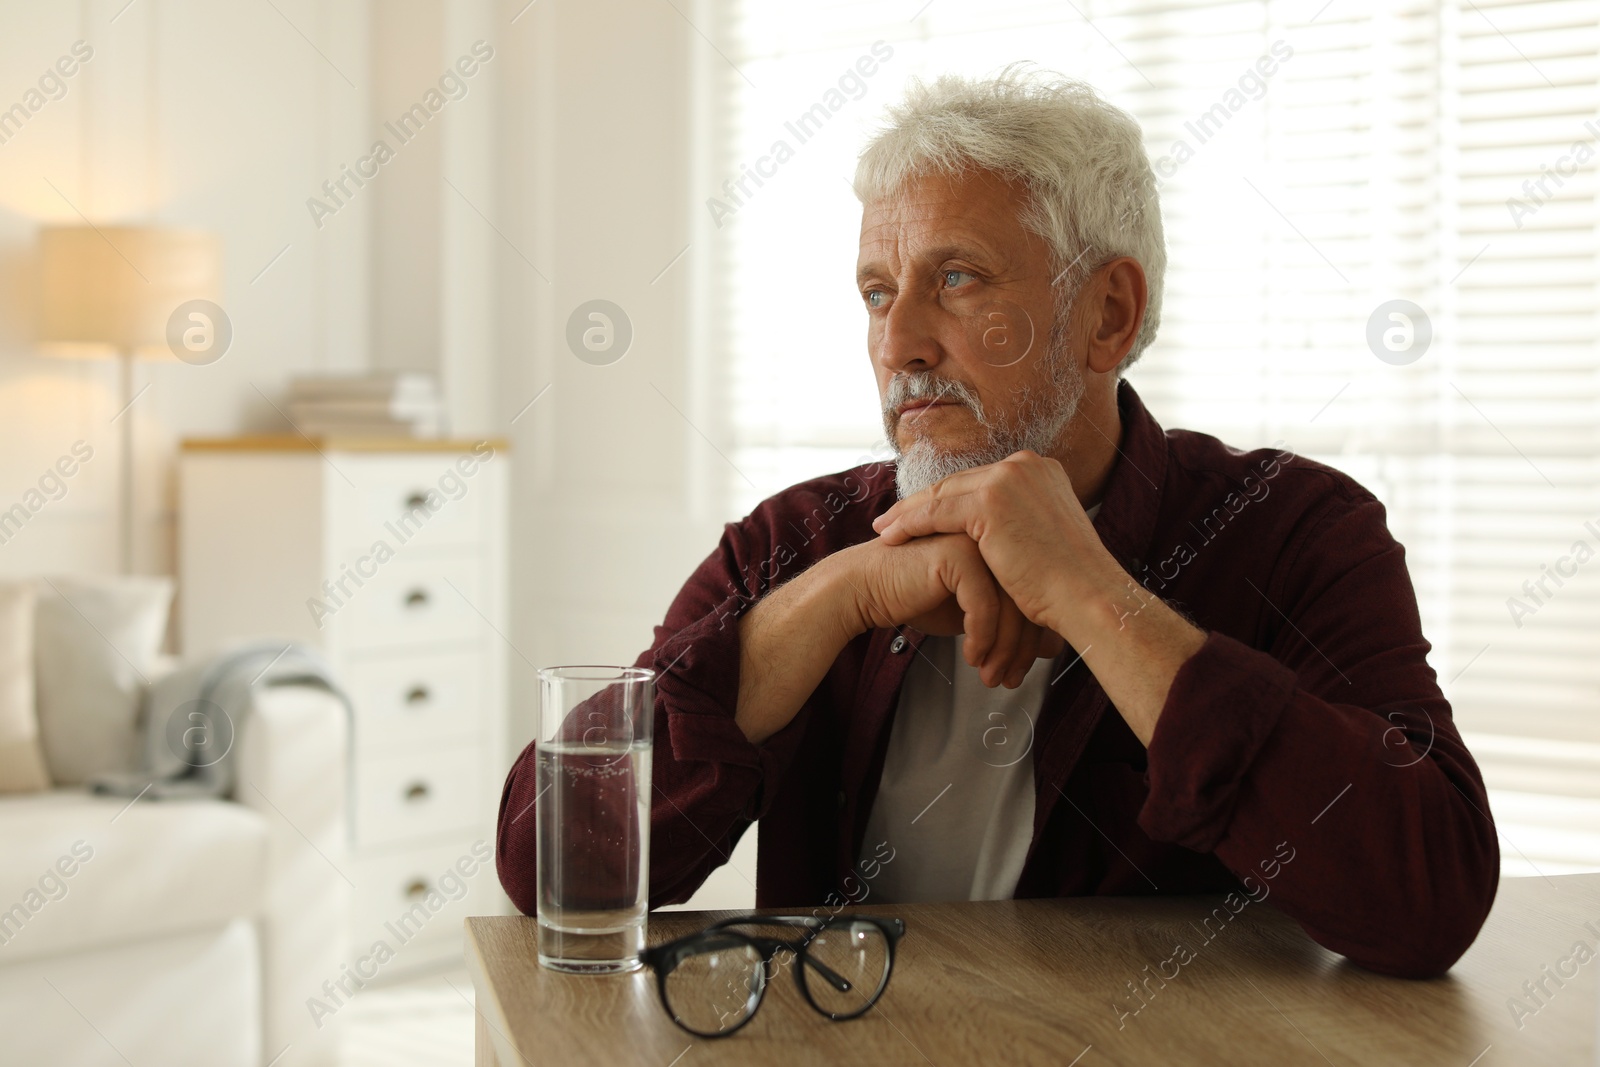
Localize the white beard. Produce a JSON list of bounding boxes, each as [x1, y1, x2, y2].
[[886, 328, 1085, 500]]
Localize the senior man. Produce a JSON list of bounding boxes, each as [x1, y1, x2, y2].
[[498, 70, 1498, 977]]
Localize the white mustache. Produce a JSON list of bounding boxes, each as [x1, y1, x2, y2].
[[882, 374, 986, 422]]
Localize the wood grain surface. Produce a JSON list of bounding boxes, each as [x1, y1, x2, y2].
[[467, 874, 1600, 1066]]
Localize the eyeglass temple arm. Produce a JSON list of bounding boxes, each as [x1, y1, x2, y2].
[[709, 914, 902, 942], [744, 936, 854, 993], [703, 915, 902, 994]]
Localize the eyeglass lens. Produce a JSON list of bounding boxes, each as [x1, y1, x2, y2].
[[799, 921, 892, 1018], [661, 934, 766, 1036]]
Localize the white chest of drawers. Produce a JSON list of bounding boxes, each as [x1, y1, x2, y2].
[[178, 436, 510, 977]]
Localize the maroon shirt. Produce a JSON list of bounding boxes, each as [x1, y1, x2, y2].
[[497, 381, 1499, 978]]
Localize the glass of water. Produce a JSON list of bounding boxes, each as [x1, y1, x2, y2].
[[535, 665, 655, 974]]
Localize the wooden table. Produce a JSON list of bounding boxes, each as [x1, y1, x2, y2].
[[466, 874, 1600, 1065]]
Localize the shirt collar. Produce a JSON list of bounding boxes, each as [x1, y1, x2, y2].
[[1090, 379, 1168, 574]]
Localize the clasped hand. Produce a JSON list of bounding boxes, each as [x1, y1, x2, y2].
[[838, 451, 1123, 689], [842, 531, 1063, 689]]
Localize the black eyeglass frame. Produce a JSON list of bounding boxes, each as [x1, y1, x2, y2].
[[638, 913, 906, 1038]]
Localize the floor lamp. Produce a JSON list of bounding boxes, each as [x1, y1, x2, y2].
[[37, 226, 223, 574]]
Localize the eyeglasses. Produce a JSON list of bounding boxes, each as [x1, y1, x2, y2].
[[638, 914, 906, 1038]]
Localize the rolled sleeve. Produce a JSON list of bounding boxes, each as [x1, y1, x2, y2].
[[652, 592, 810, 824], [1137, 631, 1299, 851]]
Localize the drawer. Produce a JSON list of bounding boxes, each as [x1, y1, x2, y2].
[[332, 553, 484, 651], [354, 743, 483, 847], [351, 837, 500, 971], [344, 650, 486, 753], [328, 455, 491, 556]]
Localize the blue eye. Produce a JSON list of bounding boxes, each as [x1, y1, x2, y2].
[[865, 290, 886, 309], [943, 270, 974, 288]]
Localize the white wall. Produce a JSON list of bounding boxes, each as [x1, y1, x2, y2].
[[492, 0, 730, 748], [0, 0, 751, 900], [0, 0, 719, 677], [492, 0, 755, 907], [0, 0, 370, 579]]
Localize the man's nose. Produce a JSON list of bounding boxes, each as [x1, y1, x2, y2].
[[875, 292, 943, 374]]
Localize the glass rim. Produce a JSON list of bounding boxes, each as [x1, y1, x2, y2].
[[538, 665, 656, 684]]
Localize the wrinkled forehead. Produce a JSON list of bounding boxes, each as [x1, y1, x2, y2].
[[856, 168, 1038, 277]]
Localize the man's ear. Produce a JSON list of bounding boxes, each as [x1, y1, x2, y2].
[[1084, 257, 1148, 375]]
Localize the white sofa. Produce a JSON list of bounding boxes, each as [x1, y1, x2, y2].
[[0, 676, 349, 1067]]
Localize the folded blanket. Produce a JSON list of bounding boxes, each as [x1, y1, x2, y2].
[[90, 641, 350, 800]]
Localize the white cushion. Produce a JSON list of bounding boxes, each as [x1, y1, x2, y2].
[[0, 918, 260, 1067], [0, 582, 49, 793], [34, 575, 172, 785], [0, 789, 265, 963]]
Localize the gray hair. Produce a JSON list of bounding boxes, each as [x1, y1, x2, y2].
[[853, 65, 1165, 369]]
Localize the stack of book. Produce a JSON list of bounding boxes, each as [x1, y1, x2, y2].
[[287, 373, 443, 438]]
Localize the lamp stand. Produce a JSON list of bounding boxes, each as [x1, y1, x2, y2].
[[118, 347, 134, 575]]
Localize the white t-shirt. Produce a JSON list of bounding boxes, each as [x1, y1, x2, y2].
[[858, 633, 1054, 902], [859, 503, 1098, 903]]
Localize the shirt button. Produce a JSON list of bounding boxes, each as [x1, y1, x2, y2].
[[890, 635, 908, 653]]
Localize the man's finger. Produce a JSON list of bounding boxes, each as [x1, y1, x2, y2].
[[951, 557, 1001, 667], [1006, 622, 1042, 689], [981, 594, 1026, 685], [872, 464, 995, 533], [875, 489, 985, 545]]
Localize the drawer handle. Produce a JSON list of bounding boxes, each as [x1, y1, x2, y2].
[[404, 492, 428, 511], [404, 588, 430, 610], [405, 685, 431, 706], [404, 878, 431, 901], [404, 781, 431, 803]]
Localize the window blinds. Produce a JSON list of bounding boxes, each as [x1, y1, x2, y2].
[[698, 0, 1600, 873]]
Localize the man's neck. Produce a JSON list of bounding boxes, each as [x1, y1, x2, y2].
[[1054, 381, 1123, 510]]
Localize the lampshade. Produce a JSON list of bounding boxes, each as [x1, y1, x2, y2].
[[37, 226, 223, 357]]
